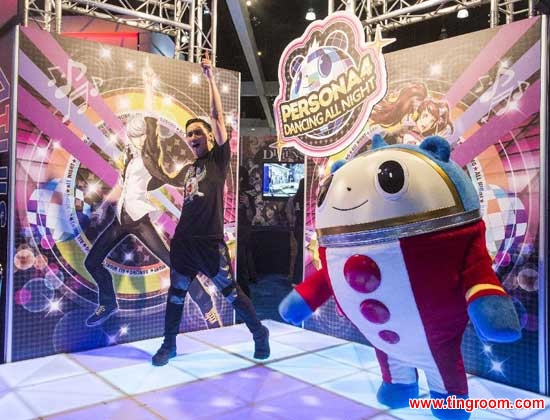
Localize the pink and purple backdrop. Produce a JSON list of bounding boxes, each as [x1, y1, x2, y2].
[[8, 27, 241, 361]]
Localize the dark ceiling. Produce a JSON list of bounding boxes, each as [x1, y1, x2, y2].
[[216, 1, 329, 81], [213, 1, 505, 120]]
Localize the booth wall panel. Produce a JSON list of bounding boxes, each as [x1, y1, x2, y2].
[[6, 27, 241, 361], [0, 26, 16, 363]]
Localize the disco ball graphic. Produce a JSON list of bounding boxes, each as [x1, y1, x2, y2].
[[16, 278, 55, 313], [27, 179, 91, 243], [482, 184, 527, 268], [289, 46, 354, 139]]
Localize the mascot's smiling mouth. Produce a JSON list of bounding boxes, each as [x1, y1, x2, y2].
[[333, 198, 369, 211]]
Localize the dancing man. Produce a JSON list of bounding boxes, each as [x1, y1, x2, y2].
[[152, 55, 270, 366]]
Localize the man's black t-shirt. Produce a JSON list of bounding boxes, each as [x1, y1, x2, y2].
[[170, 140, 230, 277]]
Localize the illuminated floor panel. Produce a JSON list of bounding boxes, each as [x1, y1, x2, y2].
[[0, 321, 547, 420]]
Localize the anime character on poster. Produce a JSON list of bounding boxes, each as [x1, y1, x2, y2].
[[370, 84, 452, 145], [279, 134, 521, 419], [84, 62, 221, 329]]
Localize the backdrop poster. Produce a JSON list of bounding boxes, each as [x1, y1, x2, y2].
[[276, 14, 542, 393], [10, 26, 240, 360]]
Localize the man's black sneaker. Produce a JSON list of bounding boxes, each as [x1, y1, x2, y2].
[[253, 326, 270, 360], [85, 304, 118, 327], [152, 345, 177, 366]]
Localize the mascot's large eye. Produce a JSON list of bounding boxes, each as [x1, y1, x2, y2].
[[376, 160, 407, 198], [318, 52, 333, 77], [317, 174, 333, 207]]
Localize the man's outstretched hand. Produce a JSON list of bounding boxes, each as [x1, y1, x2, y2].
[[201, 52, 213, 80]]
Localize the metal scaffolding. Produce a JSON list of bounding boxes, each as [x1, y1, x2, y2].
[[22, 0, 217, 63], [23, 0, 536, 62], [329, 0, 535, 36]]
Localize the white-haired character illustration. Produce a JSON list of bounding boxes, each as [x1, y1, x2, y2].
[[84, 65, 221, 330]]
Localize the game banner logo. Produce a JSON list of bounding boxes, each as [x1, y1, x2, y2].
[[10, 27, 240, 360], [273, 11, 392, 158]]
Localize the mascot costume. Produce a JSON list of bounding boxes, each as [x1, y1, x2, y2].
[[279, 135, 521, 419]]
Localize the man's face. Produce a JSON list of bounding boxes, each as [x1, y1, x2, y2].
[[185, 122, 211, 158]]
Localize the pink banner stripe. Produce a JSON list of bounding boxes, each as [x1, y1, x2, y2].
[[451, 79, 541, 167], [157, 213, 176, 237], [22, 26, 127, 140], [19, 51, 120, 159], [444, 18, 538, 108], [525, 179, 539, 243], [163, 184, 183, 207], [19, 87, 119, 187], [502, 154, 540, 171], [448, 41, 540, 145], [17, 131, 49, 147]]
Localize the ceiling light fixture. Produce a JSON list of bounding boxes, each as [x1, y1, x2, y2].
[[246, 0, 252, 6], [305, 8, 316, 21], [457, 8, 469, 19]]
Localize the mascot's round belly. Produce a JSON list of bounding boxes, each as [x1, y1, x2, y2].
[[325, 241, 434, 364]]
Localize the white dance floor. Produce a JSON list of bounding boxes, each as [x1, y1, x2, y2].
[[1, 320, 548, 419]]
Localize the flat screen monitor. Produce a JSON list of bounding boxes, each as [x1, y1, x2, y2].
[[262, 162, 304, 199]]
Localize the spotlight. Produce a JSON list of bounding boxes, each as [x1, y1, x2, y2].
[[305, 8, 316, 21], [246, 0, 252, 6], [457, 8, 469, 19], [251, 15, 261, 26]]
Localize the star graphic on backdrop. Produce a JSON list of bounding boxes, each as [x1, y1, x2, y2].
[[272, 136, 285, 161], [46, 297, 64, 315], [482, 343, 493, 355], [119, 325, 129, 336], [367, 25, 396, 53], [307, 234, 322, 270], [489, 359, 505, 375]]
